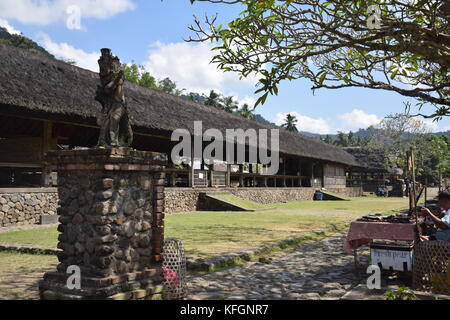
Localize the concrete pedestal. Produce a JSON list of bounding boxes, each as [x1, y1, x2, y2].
[[39, 148, 167, 300]]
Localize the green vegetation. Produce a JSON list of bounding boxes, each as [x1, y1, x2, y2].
[[384, 287, 417, 300], [0, 197, 407, 258], [0, 228, 59, 248], [281, 114, 298, 133], [189, 1, 449, 117], [0, 27, 54, 58]]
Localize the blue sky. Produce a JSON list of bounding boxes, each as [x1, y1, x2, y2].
[[0, 0, 448, 134]]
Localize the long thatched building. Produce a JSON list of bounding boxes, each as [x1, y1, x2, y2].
[[0, 43, 362, 220]]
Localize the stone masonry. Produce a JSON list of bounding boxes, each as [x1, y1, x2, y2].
[[39, 148, 167, 300], [0, 189, 57, 227], [165, 187, 362, 213], [0, 186, 362, 226]]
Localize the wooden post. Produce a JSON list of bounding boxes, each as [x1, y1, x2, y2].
[[190, 140, 195, 188], [238, 164, 244, 187], [170, 173, 176, 187], [41, 121, 53, 187], [407, 149, 419, 229], [424, 186, 427, 207], [226, 164, 231, 188]]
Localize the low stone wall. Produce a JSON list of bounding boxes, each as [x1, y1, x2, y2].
[[0, 186, 362, 225], [327, 187, 362, 198], [0, 188, 58, 227], [165, 187, 362, 214]]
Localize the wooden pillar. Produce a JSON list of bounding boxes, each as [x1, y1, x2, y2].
[[41, 121, 53, 187], [264, 177, 268, 188], [227, 164, 231, 188], [239, 164, 244, 187], [170, 173, 176, 187], [190, 140, 195, 188]]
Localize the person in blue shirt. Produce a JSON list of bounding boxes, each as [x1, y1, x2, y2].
[[420, 191, 450, 242]]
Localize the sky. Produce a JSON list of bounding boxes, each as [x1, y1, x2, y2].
[[0, 0, 448, 135]]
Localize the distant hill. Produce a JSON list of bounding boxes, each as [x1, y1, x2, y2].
[[0, 27, 54, 58], [254, 114, 275, 126]]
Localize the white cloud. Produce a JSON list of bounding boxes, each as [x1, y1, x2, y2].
[[422, 119, 438, 132], [336, 109, 381, 132], [143, 41, 259, 95], [239, 96, 258, 108], [0, 18, 21, 34], [37, 33, 99, 72], [273, 109, 384, 134], [0, 0, 135, 26], [274, 112, 332, 134]]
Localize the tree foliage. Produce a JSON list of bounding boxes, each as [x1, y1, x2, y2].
[[123, 63, 159, 90], [0, 26, 54, 58], [189, 0, 450, 118], [158, 77, 185, 96], [365, 113, 450, 183], [281, 113, 299, 132], [239, 103, 256, 119]]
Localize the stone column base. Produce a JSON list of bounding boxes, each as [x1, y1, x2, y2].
[[39, 269, 165, 300], [38, 148, 167, 300]]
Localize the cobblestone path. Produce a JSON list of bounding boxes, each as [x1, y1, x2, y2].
[[187, 233, 369, 300]]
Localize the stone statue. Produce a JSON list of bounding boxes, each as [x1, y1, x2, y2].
[[95, 48, 133, 148]]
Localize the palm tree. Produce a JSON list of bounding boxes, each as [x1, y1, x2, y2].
[[239, 104, 255, 119], [204, 90, 223, 109], [281, 114, 299, 132], [222, 96, 239, 113]]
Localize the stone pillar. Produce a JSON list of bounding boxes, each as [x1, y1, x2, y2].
[[39, 148, 167, 300]]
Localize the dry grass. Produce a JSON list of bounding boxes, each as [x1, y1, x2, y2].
[[0, 252, 57, 300]]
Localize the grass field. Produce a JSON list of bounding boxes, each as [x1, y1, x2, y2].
[[0, 197, 408, 258], [0, 251, 58, 299]]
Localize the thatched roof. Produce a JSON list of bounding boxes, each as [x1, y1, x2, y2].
[[0, 43, 358, 166], [344, 147, 403, 174]]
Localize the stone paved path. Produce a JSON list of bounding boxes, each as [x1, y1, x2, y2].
[[187, 233, 369, 300]]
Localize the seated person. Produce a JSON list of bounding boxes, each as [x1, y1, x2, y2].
[[420, 191, 450, 242]]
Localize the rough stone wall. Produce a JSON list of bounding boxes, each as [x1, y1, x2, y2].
[[39, 148, 167, 300], [165, 187, 362, 213], [327, 187, 362, 198], [0, 186, 363, 225], [55, 170, 156, 277], [0, 190, 58, 227]]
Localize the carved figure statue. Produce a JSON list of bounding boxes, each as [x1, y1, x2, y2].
[[95, 48, 133, 147]]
